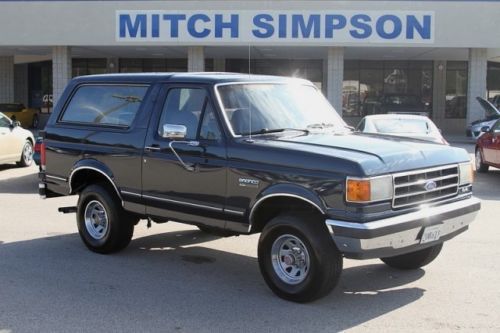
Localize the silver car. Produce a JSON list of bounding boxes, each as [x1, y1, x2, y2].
[[356, 114, 448, 144], [466, 97, 500, 139], [0, 112, 35, 167]]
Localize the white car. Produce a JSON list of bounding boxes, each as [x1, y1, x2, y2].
[[0, 112, 35, 167], [466, 97, 500, 139], [356, 114, 448, 144]]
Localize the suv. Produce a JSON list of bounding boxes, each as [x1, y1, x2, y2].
[[39, 73, 480, 302]]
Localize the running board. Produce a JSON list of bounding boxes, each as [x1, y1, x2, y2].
[[58, 206, 77, 214]]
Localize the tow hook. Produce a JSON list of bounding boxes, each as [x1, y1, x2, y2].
[[58, 206, 77, 214]]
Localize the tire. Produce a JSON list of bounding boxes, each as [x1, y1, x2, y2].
[[77, 183, 136, 254], [17, 140, 33, 167], [380, 243, 443, 270], [32, 115, 39, 129], [258, 213, 343, 303], [475, 148, 489, 173]]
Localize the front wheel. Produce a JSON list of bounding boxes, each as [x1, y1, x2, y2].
[[77, 184, 137, 254], [17, 140, 33, 167], [380, 243, 443, 270], [258, 214, 343, 303], [475, 148, 489, 173]]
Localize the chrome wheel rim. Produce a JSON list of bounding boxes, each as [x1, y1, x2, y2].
[[475, 150, 482, 169], [23, 143, 33, 164], [84, 200, 109, 240], [271, 234, 310, 285]]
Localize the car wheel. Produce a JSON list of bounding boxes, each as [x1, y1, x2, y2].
[[16, 140, 33, 167], [258, 213, 343, 303], [380, 243, 443, 270], [32, 115, 39, 129], [77, 183, 137, 254], [475, 148, 489, 173]]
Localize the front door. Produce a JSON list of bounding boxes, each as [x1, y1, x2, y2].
[[490, 120, 500, 166], [142, 85, 228, 228]]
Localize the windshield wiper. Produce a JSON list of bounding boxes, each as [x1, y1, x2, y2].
[[306, 122, 336, 129], [241, 128, 310, 136], [112, 95, 142, 103]]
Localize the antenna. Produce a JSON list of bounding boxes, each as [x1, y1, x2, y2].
[[248, 44, 252, 141]]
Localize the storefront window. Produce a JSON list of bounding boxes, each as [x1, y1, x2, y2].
[[72, 59, 107, 77], [119, 59, 187, 73], [487, 62, 500, 106], [343, 61, 433, 118], [445, 61, 468, 119]]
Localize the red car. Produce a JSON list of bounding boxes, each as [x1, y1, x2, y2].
[[475, 118, 500, 172]]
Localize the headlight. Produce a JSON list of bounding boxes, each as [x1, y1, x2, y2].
[[459, 162, 473, 185], [346, 175, 393, 203]]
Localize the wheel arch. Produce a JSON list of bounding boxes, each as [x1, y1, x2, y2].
[[248, 184, 326, 234], [68, 159, 122, 202]]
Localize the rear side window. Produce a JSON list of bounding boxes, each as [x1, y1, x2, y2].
[[60, 85, 148, 127]]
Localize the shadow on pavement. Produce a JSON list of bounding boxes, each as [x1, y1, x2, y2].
[[0, 229, 425, 332], [0, 170, 38, 194], [472, 169, 500, 201]]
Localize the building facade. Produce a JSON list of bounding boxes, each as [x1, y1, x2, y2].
[[0, 0, 499, 133]]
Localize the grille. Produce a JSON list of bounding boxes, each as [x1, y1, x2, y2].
[[392, 165, 459, 209]]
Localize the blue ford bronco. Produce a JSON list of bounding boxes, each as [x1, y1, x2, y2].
[[39, 73, 480, 302]]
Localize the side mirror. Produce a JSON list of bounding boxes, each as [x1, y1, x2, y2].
[[9, 121, 20, 129], [162, 124, 187, 140], [480, 126, 490, 133]]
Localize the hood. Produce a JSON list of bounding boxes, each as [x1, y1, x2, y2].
[[249, 132, 468, 176], [476, 97, 500, 118]]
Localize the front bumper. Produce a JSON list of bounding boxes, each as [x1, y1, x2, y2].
[[326, 196, 480, 259]]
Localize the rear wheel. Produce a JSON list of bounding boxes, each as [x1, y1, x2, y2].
[[77, 183, 137, 254], [475, 148, 489, 173], [17, 140, 33, 167], [380, 243, 443, 270], [258, 213, 343, 303]]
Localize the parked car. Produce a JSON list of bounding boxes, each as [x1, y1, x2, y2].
[[0, 112, 35, 167], [467, 97, 500, 139], [356, 114, 448, 144], [0, 103, 40, 129], [475, 118, 500, 172], [376, 94, 430, 117], [39, 73, 479, 303]]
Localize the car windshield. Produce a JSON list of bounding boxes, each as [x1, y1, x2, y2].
[[0, 104, 23, 113], [372, 118, 435, 134], [217, 83, 347, 136]]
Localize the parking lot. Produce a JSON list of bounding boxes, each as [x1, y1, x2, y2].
[[0, 143, 499, 332]]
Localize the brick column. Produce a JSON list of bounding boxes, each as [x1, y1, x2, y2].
[[467, 48, 487, 124], [0, 56, 14, 103], [52, 46, 72, 106], [326, 47, 344, 116], [188, 46, 205, 72]]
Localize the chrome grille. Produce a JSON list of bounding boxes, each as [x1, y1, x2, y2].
[[392, 165, 459, 209]]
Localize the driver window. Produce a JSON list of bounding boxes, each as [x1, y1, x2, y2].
[[158, 88, 206, 140]]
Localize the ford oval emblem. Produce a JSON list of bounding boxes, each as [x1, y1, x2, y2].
[[424, 180, 437, 191]]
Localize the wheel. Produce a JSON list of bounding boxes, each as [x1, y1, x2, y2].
[[475, 148, 489, 173], [380, 243, 443, 270], [77, 183, 137, 254], [258, 213, 343, 303], [32, 114, 39, 129], [17, 140, 33, 167]]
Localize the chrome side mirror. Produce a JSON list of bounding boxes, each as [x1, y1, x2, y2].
[[162, 124, 187, 140]]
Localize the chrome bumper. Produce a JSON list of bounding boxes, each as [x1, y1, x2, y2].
[[326, 197, 480, 259]]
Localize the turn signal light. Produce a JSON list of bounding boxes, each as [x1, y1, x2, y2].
[[346, 179, 371, 202]]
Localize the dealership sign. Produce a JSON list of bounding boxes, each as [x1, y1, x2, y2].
[[116, 11, 434, 44]]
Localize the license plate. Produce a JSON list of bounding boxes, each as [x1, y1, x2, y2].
[[420, 225, 442, 244]]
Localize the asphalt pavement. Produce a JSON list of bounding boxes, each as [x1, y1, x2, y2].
[[0, 143, 499, 332]]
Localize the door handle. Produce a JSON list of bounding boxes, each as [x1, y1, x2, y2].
[[145, 144, 161, 152]]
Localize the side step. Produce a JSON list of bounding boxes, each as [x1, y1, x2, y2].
[[58, 206, 77, 214]]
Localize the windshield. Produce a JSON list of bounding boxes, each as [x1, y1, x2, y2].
[[217, 83, 347, 136], [372, 118, 436, 134]]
